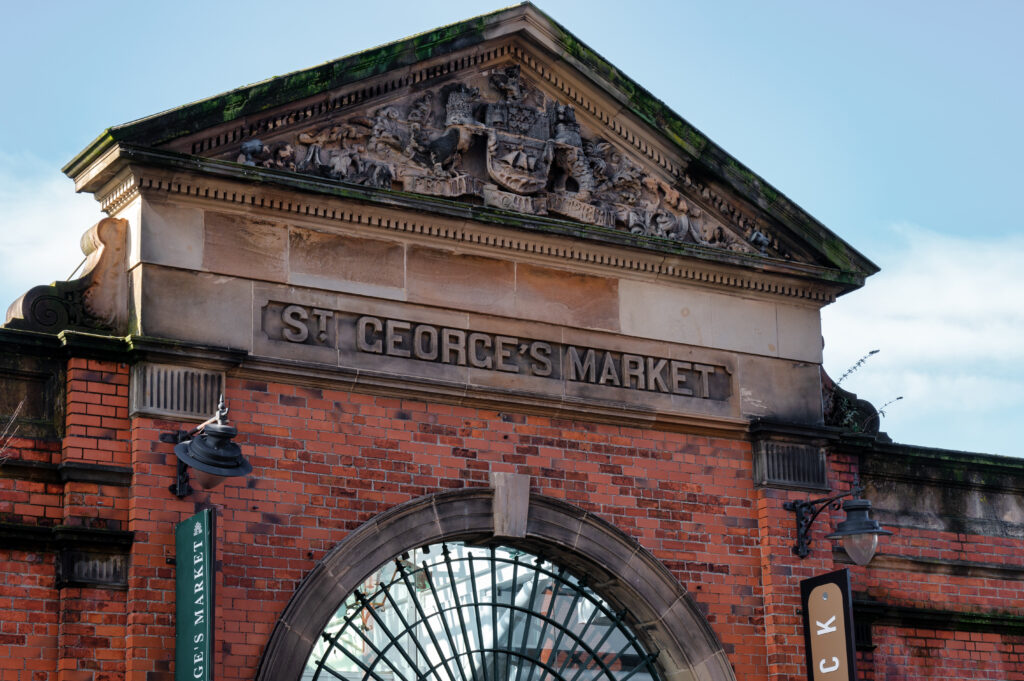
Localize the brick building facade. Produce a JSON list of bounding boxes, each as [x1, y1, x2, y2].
[[2, 5, 1022, 681]]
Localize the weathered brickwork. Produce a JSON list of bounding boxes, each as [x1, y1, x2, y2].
[[862, 628, 1024, 680], [64, 359, 131, 468], [0, 359, 131, 681], [2, 361, 1023, 681], [0, 550, 58, 681], [0, 356, 1019, 679]]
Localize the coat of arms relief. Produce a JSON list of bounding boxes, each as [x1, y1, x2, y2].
[[230, 65, 766, 254]]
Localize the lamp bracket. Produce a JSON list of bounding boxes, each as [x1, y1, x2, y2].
[[160, 429, 195, 497], [783, 485, 863, 558], [170, 458, 193, 498]]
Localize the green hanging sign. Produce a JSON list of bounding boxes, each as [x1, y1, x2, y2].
[[175, 509, 215, 681]]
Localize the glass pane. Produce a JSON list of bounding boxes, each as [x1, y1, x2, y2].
[[303, 542, 659, 681]]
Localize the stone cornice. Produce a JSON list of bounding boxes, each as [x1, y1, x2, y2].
[[845, 436, 1024, 495], [94, 150, 855, 303], [853, 596, 1024, 637], [0, 331, 751, 438], [839, 551, 1024, 582], [0, 522, 133, 551], [0, 459, 132, 487], [0, 327, 131, 361], [169, 337, 750, 439]]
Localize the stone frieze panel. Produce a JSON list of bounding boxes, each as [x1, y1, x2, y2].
[[225, 66, 770, 255], [254, 287, 738, 420]]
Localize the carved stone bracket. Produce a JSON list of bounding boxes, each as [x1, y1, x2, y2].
[[4, 218, 129, 335]]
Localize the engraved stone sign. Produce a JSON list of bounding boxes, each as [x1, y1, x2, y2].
[[257, 296, 735, 415]]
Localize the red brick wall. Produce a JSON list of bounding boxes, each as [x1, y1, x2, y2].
[[0, 549, 58, 681], [0, 432, 60, 681], [129, 379, 770, 680], [863, 628, 1024, 680], [4, 360, 1024, 681]]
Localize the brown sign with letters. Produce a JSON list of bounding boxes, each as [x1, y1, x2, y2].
[[800, 569, 857, 681]]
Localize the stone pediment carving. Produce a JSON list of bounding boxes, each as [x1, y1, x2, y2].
[[223, 65, 766, 255], [64, 4, 878, 286]]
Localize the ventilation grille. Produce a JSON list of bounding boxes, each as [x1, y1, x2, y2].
[[58, 550, 128, 589], [754, 441, 828, 490], [131, 363, 224, 420]]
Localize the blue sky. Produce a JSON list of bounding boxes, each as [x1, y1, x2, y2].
[[1, 1, 1021, 456]]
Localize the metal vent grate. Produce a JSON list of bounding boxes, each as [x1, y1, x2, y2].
[[131, 363, 224, 420], [58, 550, 128, 589], [754, 441, 828, 490]]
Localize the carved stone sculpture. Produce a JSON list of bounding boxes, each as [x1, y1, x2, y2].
[[5, 218, 129, 334], [225, 64, 762, 253]]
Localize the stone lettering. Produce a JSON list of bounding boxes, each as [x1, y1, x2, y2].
[[276, 311, 731, 401], [530, 342, 552, 377], [312, 308, 333, 343], [670, 361, 693, 396], [282, 304, 308, 342], [356, 316, 383, 353], [494, 336, 519, 373], [441, 329, 467, 365], [622, 354, 644, 389], [413, 326, 438, 361], [693, 363, 715, 399], [567, 347, 596, 383], [385, 319, 411, 358], [598, 352, 620, 386], [646, 357, 668, 392], [468, 333, 493, 369]]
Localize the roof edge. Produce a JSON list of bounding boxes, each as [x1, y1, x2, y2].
[[64, 2, 877, 281]]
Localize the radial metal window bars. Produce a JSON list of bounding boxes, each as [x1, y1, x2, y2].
[[304, 542, 660, 681]]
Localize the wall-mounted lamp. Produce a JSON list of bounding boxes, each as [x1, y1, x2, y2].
[[160, 397, 251, 498], [783, 483, 892, 565]]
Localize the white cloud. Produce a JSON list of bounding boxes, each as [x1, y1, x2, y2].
[[822, 223, 1024, 456], [0, 153, 105, 310]]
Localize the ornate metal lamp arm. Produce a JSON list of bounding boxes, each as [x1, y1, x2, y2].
[[783, 486, 863, 558]]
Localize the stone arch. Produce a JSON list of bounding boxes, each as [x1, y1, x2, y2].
[[256, 489, 736, 681]]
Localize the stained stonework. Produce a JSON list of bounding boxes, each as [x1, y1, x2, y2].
[[5, 218, 129, 334], [219, 65, 765, 256]]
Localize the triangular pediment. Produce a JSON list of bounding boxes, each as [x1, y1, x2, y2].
[[65, 3, 877, 288]]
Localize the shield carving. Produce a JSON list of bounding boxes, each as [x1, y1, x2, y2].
[[485, 130, 553, 195]]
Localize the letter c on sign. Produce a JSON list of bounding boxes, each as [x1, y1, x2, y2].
[[819, 657, 840, 674]]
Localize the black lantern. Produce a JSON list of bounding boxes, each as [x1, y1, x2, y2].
[[160, 397, 251, 498], [826, 497, 893, 565], [784, 483, 892, 565]]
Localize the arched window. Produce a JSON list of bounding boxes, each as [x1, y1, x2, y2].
[[259, 490, 735, 681], [304, 542, 659, 681]]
